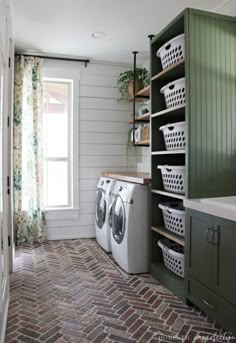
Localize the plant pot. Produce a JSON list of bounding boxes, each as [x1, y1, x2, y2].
[[128, 79, 143, 97]]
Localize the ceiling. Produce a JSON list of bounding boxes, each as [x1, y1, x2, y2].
[[12, 0, 234, 64]]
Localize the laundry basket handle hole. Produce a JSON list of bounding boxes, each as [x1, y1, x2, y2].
[[165, 44, 171, 51], [166, 168, 173, 172], [168, 126, 174, 131], [169, 84, 175, 90]]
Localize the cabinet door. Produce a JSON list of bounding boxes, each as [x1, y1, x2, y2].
[[214, 217, 236, 306], [186, 210, 217, 289]]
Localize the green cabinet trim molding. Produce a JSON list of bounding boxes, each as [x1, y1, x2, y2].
[[150, 7, 236, 334]]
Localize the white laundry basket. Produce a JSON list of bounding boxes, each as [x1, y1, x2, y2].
[[158, 202, 185, 237], [161, 78, 185, 109], [158, 165, 185, 194], [158, 239, 184, 278], [157, 34, 185, 70], [159, 122, 186, 151]]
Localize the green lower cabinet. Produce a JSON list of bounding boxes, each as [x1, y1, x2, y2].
[[185, 211, 217, 289], [186, 276, 236, 335], [185, 209, 236, 335], [215, 218, 236, 306]]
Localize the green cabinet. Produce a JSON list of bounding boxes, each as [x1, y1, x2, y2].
[[150, 7, 236, 311], [186, 211, 217, 289], [215, 217, 236, 306], [185, 209, 236, 334]]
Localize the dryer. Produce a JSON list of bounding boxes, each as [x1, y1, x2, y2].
[[95, 177, 116, 252], [111, 181, 149, 274]]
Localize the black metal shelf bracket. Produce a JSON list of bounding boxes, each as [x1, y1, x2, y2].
[[148, 34, 155, 41], [132, 51, 138, 145]]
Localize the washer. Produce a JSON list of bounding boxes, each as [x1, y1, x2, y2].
[[111, 181, 149, 274], [95, 177, 116, 252]]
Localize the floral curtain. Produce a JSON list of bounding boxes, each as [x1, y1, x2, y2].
[[13, 55, 46, 245]]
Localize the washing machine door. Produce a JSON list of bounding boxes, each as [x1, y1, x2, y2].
[[112, 195, 125, 244], [96, 189, 106, 229]]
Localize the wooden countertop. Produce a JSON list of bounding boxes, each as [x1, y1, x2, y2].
[[102, 172, 151, 185]]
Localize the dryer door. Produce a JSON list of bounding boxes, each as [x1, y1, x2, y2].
[[112, 195, 125, 244], [96, 189, 106, 229]]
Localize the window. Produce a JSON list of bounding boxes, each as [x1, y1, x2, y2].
[[43, 79, 73, 208]]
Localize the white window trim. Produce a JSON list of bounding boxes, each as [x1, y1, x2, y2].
[[42, 66, 80, 217]]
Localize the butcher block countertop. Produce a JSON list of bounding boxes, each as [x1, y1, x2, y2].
[[102, 172, 151, 185]]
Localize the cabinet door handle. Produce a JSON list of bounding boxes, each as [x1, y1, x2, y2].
[[203, 299, 215, 309], [212, 226, 220, 245], [206, 228, 213, 243]]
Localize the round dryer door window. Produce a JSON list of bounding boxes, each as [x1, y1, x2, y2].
[[96, 189, 106, 229], [112, 195, 125, 244]]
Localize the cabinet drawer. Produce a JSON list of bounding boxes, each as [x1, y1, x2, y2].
[[186, 276, 236, 335]]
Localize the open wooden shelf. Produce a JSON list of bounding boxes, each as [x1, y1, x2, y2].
[[151, 226, 185, 246], [128, 97, 145, 102], [152, 189, 185, 200], [134, 139, 150, 146], [128, 85, 150, 101], [152, 149, 185, 155], [152, 104, 185, 119], [136, 85, 150, 97], [128, 112, 150, 124], [152, 59, 185, 81]]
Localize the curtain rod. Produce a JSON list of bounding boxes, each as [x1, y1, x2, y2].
[[15, 53, 90, 68]]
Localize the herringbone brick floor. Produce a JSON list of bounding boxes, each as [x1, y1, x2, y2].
[[5, 239, 233, 343]]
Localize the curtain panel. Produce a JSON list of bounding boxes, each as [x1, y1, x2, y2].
[[13, 55, 46, 244]]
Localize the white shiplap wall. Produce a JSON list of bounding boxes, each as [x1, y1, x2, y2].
[[43, 59, 140, 240]]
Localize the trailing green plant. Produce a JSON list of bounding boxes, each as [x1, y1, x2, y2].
[[117, 67, 150, 99], [127, 128, 133, 146]]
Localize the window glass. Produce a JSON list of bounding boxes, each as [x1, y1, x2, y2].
[[43, 79, 72, 208]]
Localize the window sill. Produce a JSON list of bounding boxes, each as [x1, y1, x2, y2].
[[45, 207, 80, 212]]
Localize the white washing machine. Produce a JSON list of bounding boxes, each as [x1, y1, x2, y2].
[[111, 181, 149, 274], [95, 177, 116, 252]]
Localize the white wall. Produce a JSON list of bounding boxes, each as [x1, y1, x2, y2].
[[0, 0, 12, 340], [43, 59, 140, 240], [137, 147, 151, 173], [136, 60, 151, 174]]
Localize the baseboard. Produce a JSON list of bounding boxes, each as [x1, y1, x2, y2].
[[0, 296, 9, 343], [47, 226, 96, 240]]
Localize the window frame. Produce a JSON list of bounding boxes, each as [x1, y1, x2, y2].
[[42, 66, 80, 212]]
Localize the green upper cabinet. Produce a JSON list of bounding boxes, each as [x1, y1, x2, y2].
[[185, 9, 236, 198]]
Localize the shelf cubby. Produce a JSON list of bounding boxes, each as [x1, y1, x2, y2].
[[152, 150, 185, 155], [152, 189, 185, 200], [151, 59, 185, 82], [151, 226, 185, 246], [152, 105, 185, 119]]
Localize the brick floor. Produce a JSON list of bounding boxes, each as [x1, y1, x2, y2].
[[5, 239, 234, 342]]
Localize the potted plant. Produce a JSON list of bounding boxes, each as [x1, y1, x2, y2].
[[117, 68, 150, 99]]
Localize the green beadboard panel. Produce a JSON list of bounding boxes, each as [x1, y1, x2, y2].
[[187, 10, 236, 198]]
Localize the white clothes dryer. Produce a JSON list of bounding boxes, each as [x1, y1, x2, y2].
[[95, 177, 116, 252], [111, 181, 149, 274]]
